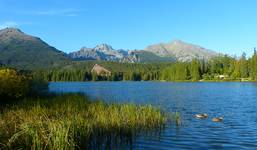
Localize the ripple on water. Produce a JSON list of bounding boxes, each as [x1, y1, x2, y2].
[[49, 82, 257, 149]]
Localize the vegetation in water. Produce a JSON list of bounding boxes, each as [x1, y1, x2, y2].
[[0, 94, 168, 149]]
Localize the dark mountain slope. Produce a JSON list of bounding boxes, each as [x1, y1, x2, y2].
[[0, 28, 70, 69]]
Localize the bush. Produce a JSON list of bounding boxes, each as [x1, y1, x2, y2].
[[0, 69, 30, 99]]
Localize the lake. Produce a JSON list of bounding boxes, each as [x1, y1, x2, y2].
[[49, 82, 257, 149]]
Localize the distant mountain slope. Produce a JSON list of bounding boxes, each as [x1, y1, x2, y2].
[[145, 40, 218, 61], [70, 40, 218, 63], [0, 28, 70, 69], [69, 44, 176, 63], [128, 50, 175, 63], [69, 44, 132, 61]]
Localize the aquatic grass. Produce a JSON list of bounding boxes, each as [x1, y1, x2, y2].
[[166, 111, 181, 126], [0, 94, 171, 149], [174, 112, 181, 126]]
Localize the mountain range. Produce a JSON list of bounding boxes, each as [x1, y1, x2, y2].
[[0, 28, 219, 69], [69, 40, 218, 62]]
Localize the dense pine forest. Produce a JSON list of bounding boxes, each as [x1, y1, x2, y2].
[[32, 51, 257, 82]]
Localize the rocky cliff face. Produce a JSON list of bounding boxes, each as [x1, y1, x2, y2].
[[69, 44, 140, 62]]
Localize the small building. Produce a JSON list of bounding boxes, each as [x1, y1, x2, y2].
[[216, 74, 228, 80], [241, 78, 249, 82], [91, 64, 111, 76]]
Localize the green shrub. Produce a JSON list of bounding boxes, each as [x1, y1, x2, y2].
[[0, 69, 49, 99], [0, 69, 30, 99]]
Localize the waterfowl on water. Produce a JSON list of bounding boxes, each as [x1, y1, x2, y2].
[[212, 117, 223, 122], [194, 113, 208, 119]]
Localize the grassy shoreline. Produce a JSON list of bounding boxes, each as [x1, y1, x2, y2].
[[0, 94, 169, 149]]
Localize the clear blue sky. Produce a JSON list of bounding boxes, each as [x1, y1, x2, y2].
[[0, 0, 257, 56]]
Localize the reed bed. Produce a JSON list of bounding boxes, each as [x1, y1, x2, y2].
[[0, 94, 170, 149]]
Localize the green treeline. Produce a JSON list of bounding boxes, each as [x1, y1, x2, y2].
[[35, 52, 257, 82], [35, 61, 167, 81], [162, 52, 257, 81]]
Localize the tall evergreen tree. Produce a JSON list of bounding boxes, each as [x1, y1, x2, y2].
[[239, 52, 249, 78], [190, 59, 201, 81], [250, 50, 257, 80]]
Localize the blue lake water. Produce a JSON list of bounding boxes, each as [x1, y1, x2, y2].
[[49, 82, 257, 149]]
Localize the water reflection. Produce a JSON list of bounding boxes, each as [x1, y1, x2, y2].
[[81, 127, 168, 150]]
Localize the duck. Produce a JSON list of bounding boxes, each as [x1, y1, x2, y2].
[[194, 113, 208, 119], [212, 117, 223, 122]]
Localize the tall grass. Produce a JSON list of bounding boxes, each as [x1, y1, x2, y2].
[[0, 94, 170, 149]]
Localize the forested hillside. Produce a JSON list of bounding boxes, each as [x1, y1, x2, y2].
[[34, 51, 257, 82]]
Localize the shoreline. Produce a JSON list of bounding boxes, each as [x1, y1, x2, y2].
[[48, 80, 257, 83]]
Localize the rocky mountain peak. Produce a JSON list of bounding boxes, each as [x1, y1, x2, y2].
[[0, 27, 23, 35], [171, 39, 185, 45], [0, 27, 37, 43], [94, 43, 114, 51], [145, 39, 218, 61]]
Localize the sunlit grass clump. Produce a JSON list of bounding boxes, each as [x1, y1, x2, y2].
[[0, 94, 167, 149]]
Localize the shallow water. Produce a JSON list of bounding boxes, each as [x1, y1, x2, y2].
[[49, 82, 257, 149]]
